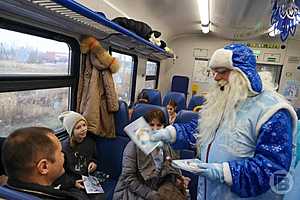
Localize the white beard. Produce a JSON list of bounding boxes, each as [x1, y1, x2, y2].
[[197, 71, 249, 146]]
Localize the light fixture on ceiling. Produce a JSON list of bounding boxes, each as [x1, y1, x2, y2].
[[197, 0, 210, 34]]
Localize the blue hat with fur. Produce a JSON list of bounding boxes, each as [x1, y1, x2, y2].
[[209, 43, 262, 94]]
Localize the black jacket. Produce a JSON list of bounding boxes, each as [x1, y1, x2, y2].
[[53, 133, 97, 190], [6, 178, 85, 200]]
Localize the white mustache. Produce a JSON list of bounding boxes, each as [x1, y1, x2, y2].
[[218, 80, 228, 87]]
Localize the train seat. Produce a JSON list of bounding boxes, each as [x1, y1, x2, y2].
[[131, 103, 169, 124], [175, 110, 199, 124], [174, 110, 199, 200], [178, 150, 198, 200], [171, 75, 189, 98], [187, 95, 206, 111], [162, 91, 186, 112], [96, 136, 130, 200], [114, 100, 129, 137], [141, 89, 162, 106], [0, 186, 41, 200]]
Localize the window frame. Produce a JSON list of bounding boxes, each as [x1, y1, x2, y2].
[[0, 18, 80, 136], [145, 59, 160, 89], [109, 48, 138, 105]]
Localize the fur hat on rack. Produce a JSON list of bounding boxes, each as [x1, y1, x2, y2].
[[80, 36, 120, 73]]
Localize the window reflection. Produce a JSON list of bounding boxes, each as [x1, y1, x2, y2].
[[0, 88, 69, 137]]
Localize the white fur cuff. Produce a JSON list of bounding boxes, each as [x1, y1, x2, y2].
[[166, 125, 177, 143], [223, 162, 233, 186]]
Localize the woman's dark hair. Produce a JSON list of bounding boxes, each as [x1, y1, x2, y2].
[[167, 99, 177, 108], [144, 109, 166, 126]]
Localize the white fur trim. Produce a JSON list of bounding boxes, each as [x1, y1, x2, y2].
[[209, 49, 233, 70], [222, 162, 233, 186], [234, 68, 260, 95], [256, 103, 298, 138], [166, 125, 177, 143]]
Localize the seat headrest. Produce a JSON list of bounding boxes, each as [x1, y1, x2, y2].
[[131, 103, 169, 124], [114, 100, 129, 137], [174, 110, 199, 124], [141, 89, 162, 106], [162, 91, 186, 112], [188, 95, 206, 110]]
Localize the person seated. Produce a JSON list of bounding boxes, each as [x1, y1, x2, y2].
[[0, 137, 7, 186], [56, 111, 105, 200], [128, 91, 150, 119], [166, 99, 177, 124], [2, 127, 85, 199], [113, 109, 189, 200]]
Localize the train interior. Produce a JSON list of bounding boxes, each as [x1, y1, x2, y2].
[[0, 0, 300, 199]]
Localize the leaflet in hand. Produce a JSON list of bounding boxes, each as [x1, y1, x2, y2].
[[171, 159, 203, 173], [124, 117, 161, 155], [82, 175, 104, 194]]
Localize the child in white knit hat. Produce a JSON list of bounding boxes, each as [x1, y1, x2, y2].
[[55, 111, 104, 199]]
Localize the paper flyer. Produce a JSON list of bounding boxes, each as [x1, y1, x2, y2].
[[171, 159, 203, 173], [124, 117, 161, 155], [82, 175, 104, 194]]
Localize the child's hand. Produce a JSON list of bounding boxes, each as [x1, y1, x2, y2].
[[176, 176, 190, 189], [182, 176, 191, 188], [75, 179, 85, 190], [88, 162, 97, 173]]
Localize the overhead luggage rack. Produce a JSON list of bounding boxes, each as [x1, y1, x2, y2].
[[0, 0, 174, 60]]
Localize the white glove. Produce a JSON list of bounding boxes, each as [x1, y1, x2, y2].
[[150, 126, 175, 143], [195, 163, 224, 183]]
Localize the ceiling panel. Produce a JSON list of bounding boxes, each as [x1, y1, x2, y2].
[[88, 0, 300, 41]]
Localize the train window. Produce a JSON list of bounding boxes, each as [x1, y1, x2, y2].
[[145, 60, 160, 89], [0, 20, 80, 137], [0, 28, 70, 75], [112, 51, 136, 104], [0, 88, 69, 137]]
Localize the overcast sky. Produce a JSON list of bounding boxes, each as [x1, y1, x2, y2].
[[0, 28, 69, 53]]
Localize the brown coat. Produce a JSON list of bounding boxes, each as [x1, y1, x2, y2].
[[77, 53, 118, 138], [113, 141, 186, 200]]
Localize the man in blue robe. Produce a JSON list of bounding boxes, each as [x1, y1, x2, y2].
[[151, 44, 297, 200]]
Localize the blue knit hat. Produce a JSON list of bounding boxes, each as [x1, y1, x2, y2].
[[209, 43, 262, 94]]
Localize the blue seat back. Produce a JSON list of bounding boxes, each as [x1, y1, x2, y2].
[[96, 136, 130, 180], [114, 100, 129, 137], [162, 91, 186, 112], [296, 108, 300, 119], [171, 75, 189, 97], [141, 89, 162, 106], [187, 95, 206, 110], [0, 186, 41, 200], [131, 103, 169, 124], [174, 110, 199, 124]]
